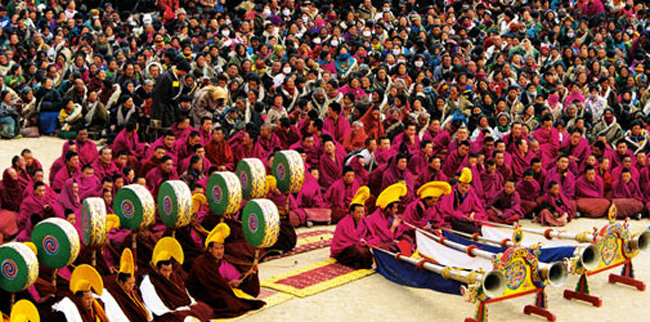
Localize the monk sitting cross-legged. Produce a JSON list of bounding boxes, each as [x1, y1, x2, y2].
[[486, 180, 523, 224], [331, 186, 375, 269], [438, 167, 487, 234], [574, 165, 611, 218]]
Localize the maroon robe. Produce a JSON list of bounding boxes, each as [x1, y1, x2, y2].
[[52, 165, 80, 193], [112, 128, 148, 158], [544, 167, 576, 199], [104, 276, 150, 322], [324, 179, 360, 223], [415, 167, 448, 191], [438, 187, 486, 234], [502, 132, 529, 154], [323, 115, 351, 144], [481, 171, 504, 204], [486, 190, 523, 224], [296, 171, 325, 208], [170, 124, 195, 142], [380, 158, 415, 206], [495, 162, 513, 181], [574, 175, 610, 218], [516, 179, 540, 215], [407, 151, 429, 175], [511, 148, 534, 180], [16, 189, 63, 241], [1, 167, 30, 211], [64, 139, 99, 167], [77, 175, 103, 200], [532, 127, 559, 169], [232, 142, 265, 165], [611, 165, 640, 183], [403, 198, 445, 229], [178, 155, 212, 176], [146, 137, 179, 164], [330, 214, 374, 269], [146, 166, 180, 197], [319, 152, 345, 191], [611, 179, 645, 218], [91, 159, 119, 180], [537, 191, 574, 226], [391, 132, 420, 155], [148, 267, 214, 322], [366, 208, 405, 245], [423, 130, 451, 157], [564, 138, 591, 175], [258, 133, 282, 159], [607, 149, 636, 170], [205, 139, 235, 171], [441, 149, 467, 177], [274, 125, 300, 149]]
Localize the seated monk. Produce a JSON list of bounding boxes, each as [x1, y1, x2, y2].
[[324, 165, 361, 223], [403, 181, 451, 230], [100, 249, 151, 322], [611, 168, 645, 219], [574, 165, 611, 218], [140, 237, 214, 322], [414, 155, 448, 190], [366, 182, 409, 251], [486, 180, 523, 224], [480, 160, 504, 206], [53, 265, 109, 322], [331, 186, 374, 269], [536, 181, 573, 227], [187, 224, 265, 318], [438, 168, 487, 234]]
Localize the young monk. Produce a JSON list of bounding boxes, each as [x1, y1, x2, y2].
[[574, 165, 611, 218], [611, 168, 645, 219], [403, 181, 451, 230], [486, 180, 523, 224], [324, 165, 361, 223], [536, 181, 573, 227], [438, 168, 486, 234], [331, 186, 374, 269], [480, 160, 504, 205], [366, 182, 408, 251], [187, 224, 265, 318]]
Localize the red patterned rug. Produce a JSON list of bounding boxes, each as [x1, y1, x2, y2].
[[263, 229, 333, 262]]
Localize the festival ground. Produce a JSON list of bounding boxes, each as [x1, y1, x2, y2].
[[5, 137, 650, 321]]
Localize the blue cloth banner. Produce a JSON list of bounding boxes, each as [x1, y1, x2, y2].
[[373, 249, 463, 296]]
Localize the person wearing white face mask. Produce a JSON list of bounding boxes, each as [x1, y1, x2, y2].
[[331, 39, 339, 47], [362, 29, 372, 38]]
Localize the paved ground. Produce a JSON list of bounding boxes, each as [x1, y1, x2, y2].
[[3, 138, 650, 322]]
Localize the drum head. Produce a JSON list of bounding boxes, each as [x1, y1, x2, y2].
[[0, 243, 38, 293], [114, 185, 155, 230], [158, 181, 192, 229], [207, 172, 242, 216], [241, 199, 280, 248], [31, 218, 80, 269]]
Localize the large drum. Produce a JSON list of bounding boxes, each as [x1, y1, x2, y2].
[[158, 181, 192, 229], [207, 172, 242, 216], [272, 150, 305, 194], [114, 185, 156, 230], [236, 158, 266, 199], [241, 199, 280, 248], [0, 243, 38, 293], [31, 218, 80, 269], [82, 198, 107, 248]]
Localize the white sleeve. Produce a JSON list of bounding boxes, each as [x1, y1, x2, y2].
[[140, 275, 172, 317], [52, 297, 84, 322], [97, 289, 131, 322]]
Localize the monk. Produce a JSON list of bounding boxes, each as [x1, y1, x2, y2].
[[101, 249, 150, 322], [462, 153, 485, 203], [493, 150, 513, 180], [139, 146, 166, 176], [264, 176, 298, 253], [516, 169, 541, 218], [511, 138, 535, 180], [574, 165, 611, 218], [319, 136, 345, 191], [140, 237, 214, 322], [92, 147, 119, 180], [438, 168, 486, 234], [2, 156, 31, 211], [530, 157, 547, 187], [415, 156, 448, 190], [564, 128, 592, 175], [407, 140, 433, 175], [544, 155, 576, 199], [145, 156, 179, 196], [198, 116, 213, 146], [22, 168, 56, 200], [275, 117, 301, 149], [63, 129, 99, 167], [442, 140, 470, 177], [611, 155, 639, 183], [187, 224, 265, 318], [380, 154, 415, 207], [422, 119, 450, 157], [258, 123, 282, 159], [178, 144, 212, 175], [16, 181, 63, 241], [481, 160, 505, 204], [77, 165, 103, 200], [366, 183, 408, 250], [49, 140, 76, 186], [290, 133, 319, 169], [375, 136, 396, 166], [536, 181, 573, 227], [297, 168, 325, 208], [532, 115, 559, 169], [607, 139, 636, 170], [403, 182, 451, 230], [170, 117, 195, 142], [21, 148, 43, 176], [146, 131, 178, 164], [175, 131, 202, 162], [486, 180, 523, 224], [112, 121, 149, 171], [611, 168, 645, 219], [323, 102, 351, 144], [502, 122, 528, 154], [53, 265, 109, 322], [331, 186, 374, 269], [180, 155, 206, 187], [52, 151, 80, 193], [391, 123, 420, 155], [232, 129, 266, 164], [324, 165, 361, 223]]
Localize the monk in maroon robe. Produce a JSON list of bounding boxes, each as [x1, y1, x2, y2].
[[391, 124, 421, 155], [104, 274, 150, 322], [258, 124, 282, 159], [175, 131, 202, 162], [198, 117, 213, 147], [297, 169, 325, 208], [415, 156, 448, 190], [146, 131, 178, 164], [493, 150, 513, 180], [408, 140, 433, 175], [91, 148, 118, 181], [324, 166, 361, 223], [511, 138, 535, 180], [481, 160, 505, 204], [50, 140, 76, 186], [532, 115, 559, 169], [502, 122, 529, 154], [611, 155, 639, 183], [170, 117, 195, 142], [331, 198, 375, 269], [486, 181, 523, 224], [442, 140, 470, 177], [1, 156, 31, 211], [575, 165, 611, 218], [323, 103, 351, 144], [205, 127, 235, 171], [536, 181, 573, 227], [178, 145, 212, 175], [402, 183, 449, 230], [139, 146, 166, 177], [380, 154, 415, 207], [438, 168, 486, 234], [146, 156, 179, 196], [564, 129, 592, 175], [63, 129, 99, 167], [16, 181, 63, 241], [360, 106, 385, 142], [544, 155, 576, 199], [367, 198, 406, 249], [112, 122, 148, 172], [375, 137, 396, 166], [611, 168, 645, 219], [319, 137, 345, 191], [516, 169, 541, 217], [290, 133, 319, 169], [607, 140, 636, 170], [232, 130, 266, 164], [422, 120, 450, 157], [77, 165, 103, 200], [52, 151, 80, 193], [274, 117, 300, 149], [21, 148, 42, 176]]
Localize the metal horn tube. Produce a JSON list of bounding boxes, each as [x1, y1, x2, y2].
[[625, 231, 650, 253], [373, 247, 506, 298], [539, 261, 568, 288], [576, 244, 601, 271], [408, 223, 497, 261], [475, 220, 595, 243]]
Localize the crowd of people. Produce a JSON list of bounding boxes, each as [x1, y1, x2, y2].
[[1, 0, 650, 319]]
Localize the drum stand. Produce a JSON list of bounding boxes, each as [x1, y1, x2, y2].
[[563, 274, 602, 307], [608, 261, 646, 291]]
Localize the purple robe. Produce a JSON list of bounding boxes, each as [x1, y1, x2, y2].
[[407, 151, 429, 176], [178, 156, 212, 176], [612, 179, 643, 199], [330, 214, 372, 257], [57, 178, 81, 213], [258, 133, 282, 159], [532, 127, 559, 169], [52, 165, 80, 193], [91, 159, 119, 180], [17, 190, 64, 240], [516, 179, 541, 201], [481, 171, 504, 203], [422, 130, 450, 156], [145, 166, 180, 196], [502, 133, 529, 154], [564, 138, 591, 175], [112, 128, 147, 158], [170, 124, 195, 142], [146, 137, 179, 163], [488, 190, 523, 220], [366, 208, 404, 244], [77, 175, 103, 200], [232, 142, 266, 165], [511, 148, 534, 180], [391, 133, 420, 155], [575, 175, 605, 198], [607, 149, 636, 170], [297, 171, 325, 208], [380, 158, 415, 204], [64, 140, 98, 167], [544, 167, 576, 199], [611, 165, 640, 184], [323, 116, 351, 144], [403, 199, 445, 229], [324, 179, 360, 209], [49, 144, 71, 186], [438, 187, 487, 223], [374, 147, 396, 166], [415, 167, 448, 191], [319, 152, 345, 191], [441, 149, 467, 177]]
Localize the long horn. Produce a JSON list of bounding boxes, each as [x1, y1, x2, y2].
[[539, 261, 568, 287], [475, 220, 595, 243], [625, 231, 650, 253], [445, 228, 601, 272], [372, 247, 506, 298]]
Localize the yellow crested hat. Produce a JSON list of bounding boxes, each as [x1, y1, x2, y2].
[[23, 242, 37, 256], [9, 300, 39, 322], [205, 223, 231, 248], [192, 193, 207, 216], [265, 175, 277, 195], [106, 214, 120, 231], [119, 248, 135, 277], [152, 237, 184, 267], [70, 265, 103, 296], [458, 167, 472, 184], [417, 181, 452, 199], [376, 183, 407, 210], [350, 186, 370, 209]]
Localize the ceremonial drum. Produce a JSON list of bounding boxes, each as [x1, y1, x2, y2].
[[272, 150, 305, 194], [236, 158, 266, 199], [158, 181, 193, 229], [31, 218, 80, 269], [82, 198, 107, 248], [207, 172, 242, 216], [241, 199, 280, 248], [114, 185, 156, 230], [0, 243, 38, 293]]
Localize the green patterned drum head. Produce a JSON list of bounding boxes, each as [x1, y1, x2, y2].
[[207, 172, 242, 216], [272, 150, 305, 194], [236, 158, 266, 199], [0, 243, 38, 293], [158, 181, 192, 229], [31, 218, 80, 269], [241, 199, 280, 248], [82, 198, 107, 248], [114, 185, 155, 230]]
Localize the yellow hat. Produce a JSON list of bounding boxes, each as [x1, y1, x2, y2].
[[376, 183, 407, 210], [70, 265, 103, 296], [192, 193, 207, 216], [23, 242, 37, 256], [152, 237, 184, 267], [350, 186, 370, 209], [265, 175, 277, 195], [9, 300, 39, 322], [106, 214, 120, 231], [119, 248, 135, 277], [417, 181, 452, 199], [458, 168, 472, 184], [205, 223, 231, 248]]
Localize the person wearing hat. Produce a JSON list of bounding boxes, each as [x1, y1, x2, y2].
[[330, 186, 374, 269], [263, 175, 298, 253], [438, 168, 486, 234], [140, 237, 214, 321], [186, 224, 265, 318], [53, 265, 109, 322], [403, 181, 451, 231], [366, 182, 408, 250], [193, 85, 228, 126], [2, 299, 39, 322], [151, 59, 191, 129], [100, 249, 150, 322]]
